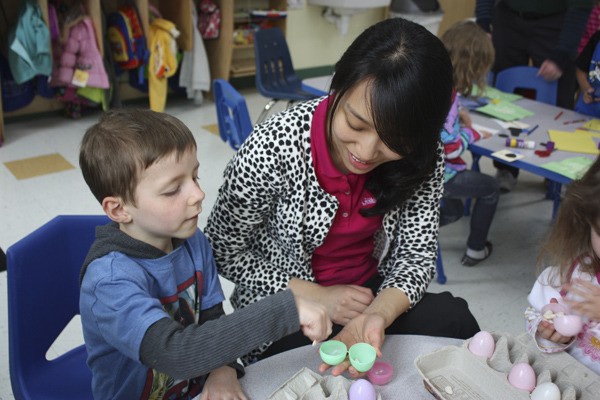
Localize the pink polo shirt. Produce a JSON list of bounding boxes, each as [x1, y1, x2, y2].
[[310, 98, 383, 287]]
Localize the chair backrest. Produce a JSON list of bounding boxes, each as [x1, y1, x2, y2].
[[495, 66, 558, 105], [7, 215, 109, 400], [213, 78, 253, 150], [253, 27, 304, 98]]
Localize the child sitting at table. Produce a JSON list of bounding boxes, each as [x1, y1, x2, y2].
[[525, 155, 600, 375], [575, 28, 600, 117], [78, 109, 332, 399], [439, 20, 501, 266]]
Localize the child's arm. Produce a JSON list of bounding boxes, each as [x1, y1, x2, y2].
[[526, 267, 576, 353], [139, 290, 330, 379], [563, 279, 600, 320]]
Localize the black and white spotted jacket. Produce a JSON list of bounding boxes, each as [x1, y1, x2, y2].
[[205, 97, 444, 360]]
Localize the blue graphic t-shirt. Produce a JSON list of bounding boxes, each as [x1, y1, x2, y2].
[[80, 228, 224, 399]]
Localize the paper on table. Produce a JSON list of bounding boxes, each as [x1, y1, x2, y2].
[[475, 101, 534, 121], [548, 130, 600, 155], [475, 85, 523, 102], [471, 123, 500, 136], [541, 157, 594, 180], [491, 149, 525, 162], [582, 119, 600, 131]]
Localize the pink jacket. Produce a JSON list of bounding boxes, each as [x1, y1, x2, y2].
[[52, 16, 109, 89]]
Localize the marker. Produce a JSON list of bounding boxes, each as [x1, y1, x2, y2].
[[563, 119, 587, 125], [527, 125, 539, 135], [554, 111, 563, 120], [312, 340, 319, 346]]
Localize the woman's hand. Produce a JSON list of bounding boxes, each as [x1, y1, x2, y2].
[[318, 312, 386, 378], [563, 279, 600, 320], [538, 60, 563, 81], [201, 366, 247, 400], [288, 278, 374, 325]]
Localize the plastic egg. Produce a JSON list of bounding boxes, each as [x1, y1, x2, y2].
[[507, 362, 536, 392], [319, 340, 347, 366], [348, 343, 376, 372], [541, 303, 569, 315], [530, 382, 561, 400], [554, 314, 583, 337], [349, 379, 377, 400], [468, 330, 495, 358]]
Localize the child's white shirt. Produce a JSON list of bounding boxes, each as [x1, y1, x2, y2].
[[526, 266, 600, 375]]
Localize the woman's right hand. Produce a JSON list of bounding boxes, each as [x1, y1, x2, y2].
[[289, 278, 375, 325], [315, 284, 375, 325]]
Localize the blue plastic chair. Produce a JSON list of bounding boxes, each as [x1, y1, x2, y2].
[[253, 27, 326, 123], [214, 79, 253, 150], [494, 66, 558, 106], [7, 215, 109, 400]]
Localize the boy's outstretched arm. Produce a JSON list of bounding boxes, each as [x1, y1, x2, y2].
[[139, 289, 331, 379]]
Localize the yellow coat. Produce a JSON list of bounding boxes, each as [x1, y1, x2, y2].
[[148, 18, 179, 112]]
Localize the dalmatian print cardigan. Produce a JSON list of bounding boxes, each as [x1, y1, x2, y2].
[[205, 96, 443, 325]]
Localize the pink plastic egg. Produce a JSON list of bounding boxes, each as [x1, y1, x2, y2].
[[349, 379, 377, 400], [554, 315, 583, 337], [508, 362, 536, 392], [468, 330, 495, 358], [541, 303, 569, 316]]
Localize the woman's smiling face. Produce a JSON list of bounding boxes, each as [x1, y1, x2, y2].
[[328, 80, 403, 175]]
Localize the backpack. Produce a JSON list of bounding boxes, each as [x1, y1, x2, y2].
[[198, 0, 220, 39], [106, 4, 149, 82], [7, 0, 52, 84]]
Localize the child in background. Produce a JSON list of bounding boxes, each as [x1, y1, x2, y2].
[[439, 20, 500, 266], [575, 28, 600, 117], [525, 155, 600, 375], [78, 109, 332, 399]]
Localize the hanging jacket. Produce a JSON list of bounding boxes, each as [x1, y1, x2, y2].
[[52, 16, 109, 89], [148, 18, 180, 112]]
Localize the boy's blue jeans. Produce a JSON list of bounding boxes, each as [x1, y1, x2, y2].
[[440, 170, 500, 251]]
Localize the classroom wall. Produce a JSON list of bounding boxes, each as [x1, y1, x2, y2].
[[285, 4, 388, 70], [284, 0, 476, 71]]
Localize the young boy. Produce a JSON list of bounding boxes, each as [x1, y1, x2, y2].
[[78, 109, 332, 399]]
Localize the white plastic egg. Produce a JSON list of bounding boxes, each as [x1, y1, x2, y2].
[[507, 362, 536, 392], [349, 378, 377, 400], [530, 382, 561, 400], [468, 330, 495, 358]]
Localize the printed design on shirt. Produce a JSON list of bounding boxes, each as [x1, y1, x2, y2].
[[141, 271, 204, 400], [589, 60, 600, 86], [577, 322, 600, 362], [361, 196, 376, 207]]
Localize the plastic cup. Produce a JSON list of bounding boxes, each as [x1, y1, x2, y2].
[[348, 343, 376, 372], [367, 360, 393, 385], [319, 340, 347, 365]]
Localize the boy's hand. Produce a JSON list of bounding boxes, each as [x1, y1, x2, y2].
[[294, 295, 333, 343], [316, 284, 374, 325], [564, 279, 600, 320], [201, 366, 247, 400]]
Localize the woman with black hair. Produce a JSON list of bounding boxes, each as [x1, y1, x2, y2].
[[205, 17, 480, 376]]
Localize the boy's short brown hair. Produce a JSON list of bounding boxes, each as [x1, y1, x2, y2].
[[80, 109, 196, 205]]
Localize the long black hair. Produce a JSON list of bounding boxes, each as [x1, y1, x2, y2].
[[327, 17, 453, 216]]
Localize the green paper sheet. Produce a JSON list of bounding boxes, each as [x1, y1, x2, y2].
[[541, 157, 594, 180], [480, 86, 523, 102], [475, 101, 534, 121]]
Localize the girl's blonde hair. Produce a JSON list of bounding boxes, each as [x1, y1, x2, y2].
[[537, 156, 600, 284], [441, 20, 495, 97]]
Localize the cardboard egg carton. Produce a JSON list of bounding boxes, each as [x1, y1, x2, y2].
[[267, 367, 382, 400], [414, 332, 600, 400]]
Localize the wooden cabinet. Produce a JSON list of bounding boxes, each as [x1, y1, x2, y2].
[[0, 0, 193, 144], [204, 0, 287, 82]]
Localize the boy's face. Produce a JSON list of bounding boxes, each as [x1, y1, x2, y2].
[[121, 147, 205, 253]]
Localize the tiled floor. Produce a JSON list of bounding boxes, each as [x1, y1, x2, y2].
[[0, 90, 555, 398]]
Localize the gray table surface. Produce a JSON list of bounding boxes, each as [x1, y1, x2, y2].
[[239, 334, 462, 399], [469, 98, 597, 172]]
